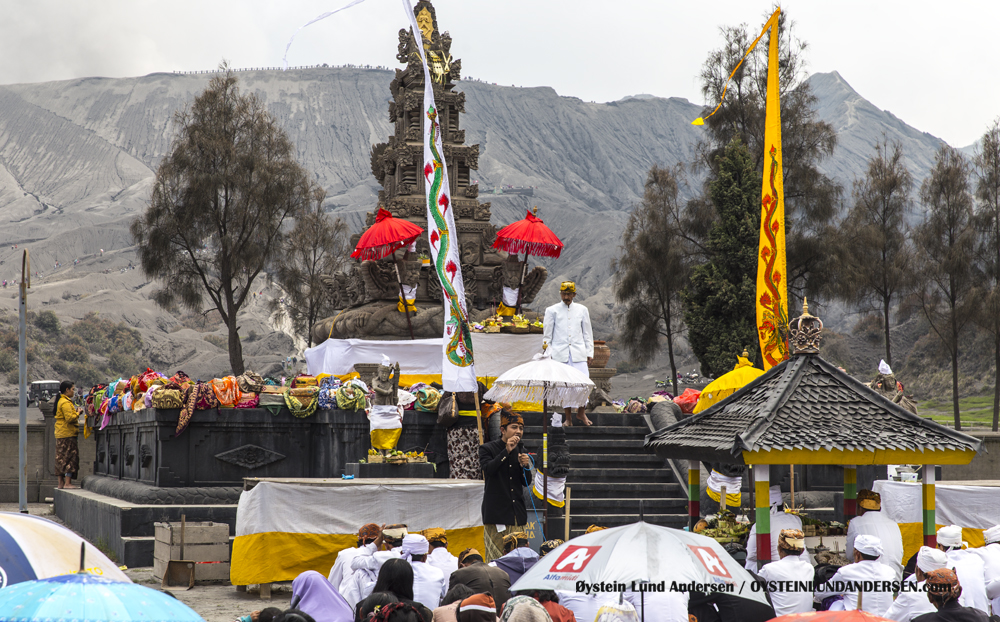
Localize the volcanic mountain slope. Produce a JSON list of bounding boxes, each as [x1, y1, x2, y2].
[[0, 67, 963, 383]]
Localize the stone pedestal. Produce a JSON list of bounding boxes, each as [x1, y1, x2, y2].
[[344, 462, 436, 479], [587, 367, 617, 412]]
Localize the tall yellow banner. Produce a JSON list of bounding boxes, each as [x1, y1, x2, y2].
[[755, 8, 789, 370]]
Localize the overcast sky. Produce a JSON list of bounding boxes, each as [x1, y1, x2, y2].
[[1, 0, 996, 148]]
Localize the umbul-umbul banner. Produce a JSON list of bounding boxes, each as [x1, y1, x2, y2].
[[401, 0, 477, 391], [755, 8, 790, 371]]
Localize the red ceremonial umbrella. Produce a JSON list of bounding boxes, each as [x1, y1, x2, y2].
[[492, 207, 563, 312], [351, 208, 424, 261], [351, 208, 425, 339]]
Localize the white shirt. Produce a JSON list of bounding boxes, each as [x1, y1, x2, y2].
[[757, 554, 814, 615], [846, 510, 904, 581], [947, 548, 989, 613], [542, 301, 594, 364], [427, 546, 459, 579], [745, 511, 808, 572], [328, 546, 362, 593], [623, 589, 688, 622], [814, 559, 896, 616], [411, 560, 446, 610], [556, 590, 618, 622], [342, 543, 402, 608], [971, 542, 1000, 614], [883, 579, 935, 622]]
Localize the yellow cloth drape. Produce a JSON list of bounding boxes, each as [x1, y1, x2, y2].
[[755, 8, 790, 371], [497, 302, 516, 316], [371, 428, 402, 450], [397, 296, 417, 313], [706, 487, 742, 508]]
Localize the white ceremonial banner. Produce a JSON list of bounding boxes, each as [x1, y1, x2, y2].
[[237, 481, 483, 537], [874, 480, 1000, 528], [304, 334, 544, 380], [401, 0, 477, 392], [282, 0, 369, 70]]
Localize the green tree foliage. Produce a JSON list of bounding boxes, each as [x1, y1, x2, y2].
[[612, 165, 689, 395], [696, 9, 840, 297], [973, 119, 1000, 432], [833, 139, 914, 366], [270, 188, 350, 347], [915, 146, 979, 430], [130, 64, 313, 375], [683, 138, 760, 378], [34, 310, 61, 335]]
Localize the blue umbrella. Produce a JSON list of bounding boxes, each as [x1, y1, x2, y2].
[[0, 573, 204, 622]]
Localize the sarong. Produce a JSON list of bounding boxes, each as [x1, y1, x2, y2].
[[55, 437, 79, 478], [447, 426, 480, 480], [484, 522, 529, 563]]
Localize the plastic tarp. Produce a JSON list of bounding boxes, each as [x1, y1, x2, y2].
[[304, 334, 545, 380], [873, 480, 998, 560], [231, 481, 485, 585]]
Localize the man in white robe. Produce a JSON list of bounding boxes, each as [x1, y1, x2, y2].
[[328, 523, 380, 593], [846, 489, 904, 581], [424, 528, 459, 578], [972, 524, 1000, 615], [542, 280, 594, 426], [404, 534, 447, 610], [937, 525, 990, 613], [342, 524, 408, 607], [814, 534, 896, 615], [884, 546, 947, 622], [745, 486, 808, 572], [758, 528, 814, 615]]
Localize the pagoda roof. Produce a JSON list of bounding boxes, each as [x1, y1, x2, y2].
[[644, 353, 982, 465]]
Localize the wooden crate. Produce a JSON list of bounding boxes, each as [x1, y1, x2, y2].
[[153, 521, 231, 584]]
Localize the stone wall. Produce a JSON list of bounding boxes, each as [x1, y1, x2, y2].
[[0, 404, 94, 502], [941, 432, 1000, 481]]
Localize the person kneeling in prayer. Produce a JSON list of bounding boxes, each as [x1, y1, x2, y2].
[[885, 546, 948, 622], [489, 532, 539, 585], [758, 529, 813, 615], [912, 568, 991, 622], [814, 534, 896, 615]]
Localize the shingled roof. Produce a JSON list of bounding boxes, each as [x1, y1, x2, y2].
[[644, 353, 982, 466]]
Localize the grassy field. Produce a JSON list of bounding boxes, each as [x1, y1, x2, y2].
[[918, 394, 999, 428]]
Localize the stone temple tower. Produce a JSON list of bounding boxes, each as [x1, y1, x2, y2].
[[315, 0, 547, 343]]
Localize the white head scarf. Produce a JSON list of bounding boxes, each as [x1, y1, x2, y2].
[[937, 525, 965, 550], [984, 525, 1000, 545], [916, 546, 948, 573], [401, 533, 429, 561], [854, 534, 883, 558]]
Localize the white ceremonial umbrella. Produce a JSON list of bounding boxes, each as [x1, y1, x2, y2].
[[511, 522, 771, 610], [484, 351, 595, 534]]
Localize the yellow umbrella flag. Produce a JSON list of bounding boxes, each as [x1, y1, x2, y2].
[[692, 352, 763, 414]]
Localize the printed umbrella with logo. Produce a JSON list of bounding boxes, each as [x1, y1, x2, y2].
[[510, 521, 771, 613], [0, 512, 130, 588], [770, 613, 893, 621]]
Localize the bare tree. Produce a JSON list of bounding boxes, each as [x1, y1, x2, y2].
[[973, 119, 1000, 431], [270, 188, 350, 347], [131, 65, 313, 374], [914, 146, 980, 430], [834, 139, 914, 366], [612, 165, 689, 395]]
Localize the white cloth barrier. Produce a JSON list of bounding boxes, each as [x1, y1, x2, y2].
[[873, 480, 1000, 528], [305, 334, 545, 380]]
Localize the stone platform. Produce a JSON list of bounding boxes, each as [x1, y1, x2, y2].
[[93, 407, 444, 487], [55, 479, 239, 569]]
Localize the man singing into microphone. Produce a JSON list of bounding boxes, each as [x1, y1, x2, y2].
[[479, 410, 531, 562]]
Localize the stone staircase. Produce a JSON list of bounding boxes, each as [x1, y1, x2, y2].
[[519, 411, 688, 539]]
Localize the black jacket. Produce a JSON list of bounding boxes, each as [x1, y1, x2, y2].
[[912, 601, 992, 622], [479, 438, 529, 525], [448, 562, 511, 613]]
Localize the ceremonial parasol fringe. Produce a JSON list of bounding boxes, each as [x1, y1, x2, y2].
[[492, 239, 563, 258], [485, 383, 592, 408]]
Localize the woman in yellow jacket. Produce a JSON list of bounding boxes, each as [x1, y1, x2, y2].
[[53, 380, 81, 489]]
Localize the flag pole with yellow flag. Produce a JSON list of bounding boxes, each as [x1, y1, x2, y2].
[[692, 8, 789, 370]]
